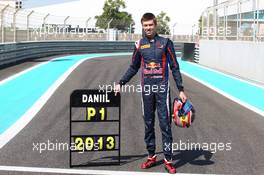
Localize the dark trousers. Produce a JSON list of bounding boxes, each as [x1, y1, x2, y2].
[[141, 85, 173, 160]]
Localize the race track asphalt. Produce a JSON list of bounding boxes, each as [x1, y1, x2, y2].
[[0, 55, 263, 175]]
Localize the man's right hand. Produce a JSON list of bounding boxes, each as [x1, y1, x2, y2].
[[179, 91, 187, 103], [114, 83, 121, 96]]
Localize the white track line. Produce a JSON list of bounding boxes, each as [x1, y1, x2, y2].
[[0, 60, 50, 85], [0, 58, 87, 149], [0, 165, 215, 175], [0, 53, 131, 149], [181, 70, 264, 117]]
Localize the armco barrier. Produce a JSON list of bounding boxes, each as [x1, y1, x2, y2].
[[0, 41, 133, 67], [0, 41, 184, 67]]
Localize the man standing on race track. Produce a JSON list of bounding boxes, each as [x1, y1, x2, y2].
[[114, 13, 187, 174]]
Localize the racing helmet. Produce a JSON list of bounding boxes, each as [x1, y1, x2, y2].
[[172, 98, 195, 128]]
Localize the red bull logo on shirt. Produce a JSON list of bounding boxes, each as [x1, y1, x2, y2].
[[144, 62, 163, 75], [146, 62, 161, 69]]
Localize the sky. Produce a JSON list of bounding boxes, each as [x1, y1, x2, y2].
[[25, 0, 219, 34], [23, 0, 79, 8]]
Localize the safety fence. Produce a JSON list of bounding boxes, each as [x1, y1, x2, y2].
[[201, 0, 264, 41], [0, 3, 196, 43]]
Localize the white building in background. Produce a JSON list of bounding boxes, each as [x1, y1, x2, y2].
[[0, 0, 23, 9]]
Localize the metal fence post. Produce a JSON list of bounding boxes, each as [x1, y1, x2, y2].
[[224, 5, 227, 40], [206, 9, 209, 39], [237, 1, 240, 40], [192, 24, 196, 42], [239, 1, 242, 40], [256, 0, 259, 41], [201, 11, 204, 38], [172, 22, 177, 40], [213, 6, 217, 40], [253, 0, 256, 41], [107, 18, 113, 41], [43, 13, 49, 41], [64, 16, 70, 28], [27, 10, 34, 41], [64, 16, 70, 38], [1, 5, 9, 43], [13, 9, 20, 42], [85, 17, 91, 29], [214, 0, 218, 39]]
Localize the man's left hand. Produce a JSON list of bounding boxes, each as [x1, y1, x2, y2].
[[179, 91, 187, 103]]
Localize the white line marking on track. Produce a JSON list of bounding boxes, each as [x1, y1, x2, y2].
[[0, 53, 131, 149], [0, 166, 216, 175], [181, 70, 264, 117], [0, 57, 57, 85], [0, 58, 87, 149]]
